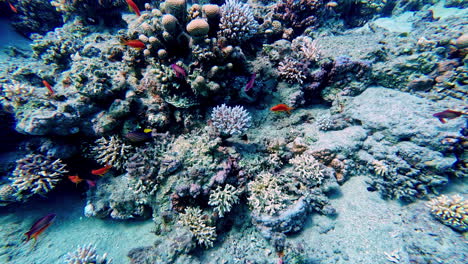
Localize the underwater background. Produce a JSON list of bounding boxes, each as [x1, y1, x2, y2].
[[0, 0, 467, 263]]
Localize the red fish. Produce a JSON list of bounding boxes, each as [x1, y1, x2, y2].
[[91, 164, 112, 176], [42, 80, 54, 96], [433, 109, 467, 124], [270, 104, 294, 114], [7, 0, 17, 13], [171, 64, 187, 79], [244, 73, 256, 92], [121, 39, 146, 49], [126, 0, 141, 16], [25, 213, 56, 242], [68, 175, 83, 185]]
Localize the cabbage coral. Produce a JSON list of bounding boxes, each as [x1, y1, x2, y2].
[[9, 154, 68, 201]]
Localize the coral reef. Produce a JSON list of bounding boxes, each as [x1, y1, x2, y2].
[[273, 0, 325, 37], [64, 244, 112, 264], [210, 104, 252, 136], [0, 80, 35, 112], [208, 184, 240, 217], [8, 154, 68, 201], [427, 194, 468, 232], [91, 136, 133, 170], [178, 207, 217, 248], [218, 0, 259, 44], [289, 152, 328, 186]]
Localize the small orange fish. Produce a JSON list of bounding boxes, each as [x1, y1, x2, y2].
[[68, 175, 83, 185], [126, 0, 140, 16], [270, 104, 294, 114], [91, 164, 112, 176], [7, 0, 17, 13], [42, 80, 55, 96], [121, 39, 146, 49], [433, 109, 467, 124]]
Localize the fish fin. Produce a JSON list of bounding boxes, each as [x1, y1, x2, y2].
[[439, 118, 446, 124]]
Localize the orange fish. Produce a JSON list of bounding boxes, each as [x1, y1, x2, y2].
[[121, 39, 146, 49], [25, 213, 56, 242], [91, 164, 112, 176], [42, 80, 55, 96], [433, 109, 467, 124], [7, 0, 17, 13], [68, 175, 83, 185], [126, 0, 141, 16], [270, 104, 294, 114]]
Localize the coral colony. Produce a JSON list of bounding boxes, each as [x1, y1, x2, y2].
[[0, 0, 467, 263]]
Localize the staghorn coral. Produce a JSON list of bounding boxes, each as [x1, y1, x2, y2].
[[247, 171, 297, 216], [9, 154, 68, 201], [372, 160, 391, 177], [178, 207, 217, 248], [277, 58, 308, 84], [91, 136, 133, 170], [289, 153, 327, 186], [210, 104, 251, 136], [0, 80, 35, 111], [218, 0, 259, 44], [64, 244, 112, 264], [427, 194, 468, 232], [208, 184, 240, 217]]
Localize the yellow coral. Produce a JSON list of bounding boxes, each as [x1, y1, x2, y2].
[[427, 194, 468, 232]]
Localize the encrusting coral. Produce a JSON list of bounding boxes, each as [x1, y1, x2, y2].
[[178, 207, 217, 248], [427, 194, 468, 232], [9, 154, 68, 201], [208, 184, 240, 217], [210, 104, 252, 136], [64, 244, 113, 264]]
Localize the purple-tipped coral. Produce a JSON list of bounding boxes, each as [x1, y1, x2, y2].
[[218, 0, 259, 43], [210, 104, 251, 136], [64, 244, 112, 264], [9, 154, 68, 201]]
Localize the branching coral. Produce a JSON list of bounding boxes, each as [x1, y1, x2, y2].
[[210, 104, 251, 136], [218, 0, 259, 44], [64, 244, 113, 264], [178, 207, 217, 248], [427, 194, 468, 232], [277, 58, 308, 84], [292, 36, 321, 62], [208, 184, 240, 217], [247, 171, 296, 216], [372, 160, 391, 177], [9, 154, 68, 201], [289, 153, 327, 186], [91, 136, 133, 170], [0, 80, 35, 111]]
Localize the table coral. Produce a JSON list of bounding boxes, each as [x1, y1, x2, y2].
[[9, 153, 68, 201]]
